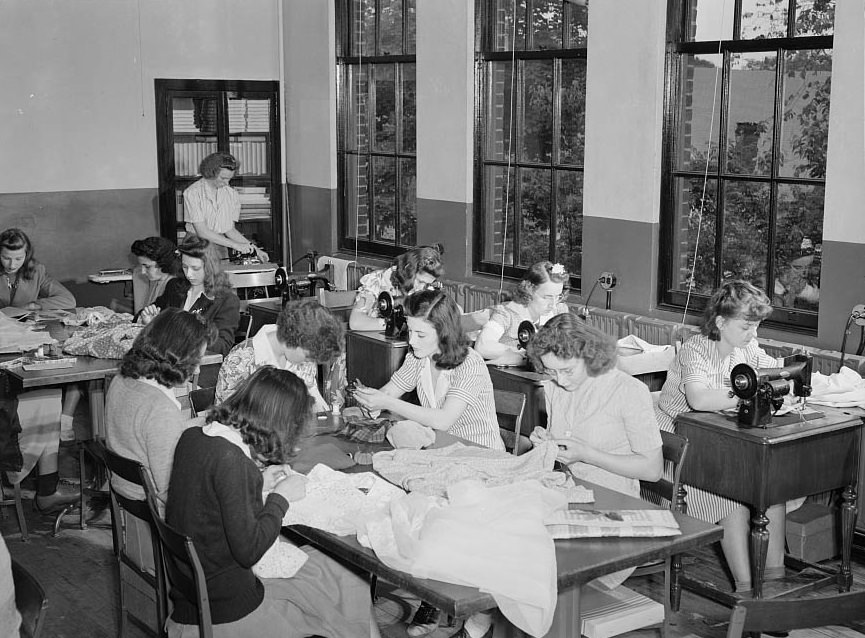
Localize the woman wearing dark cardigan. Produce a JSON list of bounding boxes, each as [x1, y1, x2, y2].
[[139, 235, 240, 356], [166, 366, 380, 638]]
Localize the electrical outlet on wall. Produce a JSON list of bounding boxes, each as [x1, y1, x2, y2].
[[599, 272, 617, 290]]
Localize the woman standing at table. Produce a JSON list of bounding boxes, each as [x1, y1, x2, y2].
[[655, 280, 785, 594], [167, 366, 380, 637], [0, 227, 79, 512], [526, 313, 663, 496], [183, 151, 268, 262], [0, 228, 75, 312], [130, 236, 181, 314], [138, 235, 240, 356], [348, 244, 445, 331], [215, 298, 344, 413], [474, 260, 571, 367]]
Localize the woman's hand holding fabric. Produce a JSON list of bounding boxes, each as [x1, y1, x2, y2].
[[139, 304, 159, 325], [529, 426, 550, 447], [272, 472, 307, 503], [261, 464, 291, 491], [353, 386, 391, 412], [553, 437, 591, 464]]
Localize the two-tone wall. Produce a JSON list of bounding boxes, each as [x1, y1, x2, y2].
[[0, 0, 281, 304]]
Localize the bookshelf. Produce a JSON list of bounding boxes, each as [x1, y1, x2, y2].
[[155, 79, 283, 258]]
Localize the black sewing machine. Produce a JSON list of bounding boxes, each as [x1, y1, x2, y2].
[[376, 291, 407, 339], [273, 266, 333, 307], [729, 353, 813, 428], [516, 320, 536, 350]]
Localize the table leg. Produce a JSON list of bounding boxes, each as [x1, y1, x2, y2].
[[493, 585, 582, 637], [750, 508, 769, 599], [87, 379, 106, 440], [839, 483, 857, 592]]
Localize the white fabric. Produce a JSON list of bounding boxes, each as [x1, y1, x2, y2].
[[808, 367, 865, 407], [357, 479, 567, 637]]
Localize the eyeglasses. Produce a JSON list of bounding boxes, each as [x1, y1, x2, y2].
[[537, 293, 565, 303]]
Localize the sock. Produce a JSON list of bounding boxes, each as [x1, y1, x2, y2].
[[37, 472, 59, 497], [734, 579, 752, 594], [60, 414, 74, 431], [464, 612, 493, 638]]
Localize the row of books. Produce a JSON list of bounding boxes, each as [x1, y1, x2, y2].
[[173, 188, 271, 222], [172, 140, 269, 177]]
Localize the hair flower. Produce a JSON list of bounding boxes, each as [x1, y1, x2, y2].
[[550, 263, 565, 275]]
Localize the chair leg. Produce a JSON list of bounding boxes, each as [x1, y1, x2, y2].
[[79, 444, 88, 530], [671, 553, 682, 612], [117, 564, 128, 638], [13, 483, 29, 542]]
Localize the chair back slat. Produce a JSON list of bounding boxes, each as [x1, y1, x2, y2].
[[640, 430, 689, 511], [493, 389, 529, 455], [141, 468, 214, 638], [726, 590, 865, 637]]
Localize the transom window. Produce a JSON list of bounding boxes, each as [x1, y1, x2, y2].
[[660, 0, 834, 331], [475, 0, 588, 285], [337, 0, 417, 258]]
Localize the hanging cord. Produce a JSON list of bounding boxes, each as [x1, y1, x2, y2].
[[680, 1, 727, 330], [496, 0, 519, 302]]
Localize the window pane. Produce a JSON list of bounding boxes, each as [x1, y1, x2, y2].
[[492, 0, 528, 51], [721, 180, 770, 285], [402, 63, 416, 153], [372, 156, 396, 242], [405, 0, 416, 53], [795, 0, 834, 37], [727, 52, 776, 176], [345, 67, 370, 152], [555, 169, 582, 275], [779, 49, 831, 179], [379, 0, 403, 55], [566, 0, 588, 47], [344, 154, 370, 240], [485, 61, 516, 162], [399, 158, 417, 246], [522, 60, 553, 163], [351, 0, 375, 56], [672, 176, 718, 295], [559, 59, 586, 165], [531, 0, 562, 50], [740, 0, 788, 40], [773, 183, 823, 310], [676, 54, 722, 172], [374, 65, 396, 152], [519, 167, 551, 266], [685, 0, 734, 41], [483, 165, 516, 266]]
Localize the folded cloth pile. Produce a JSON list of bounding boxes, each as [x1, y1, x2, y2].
[[807, 367, 865, 408], [372, 440, 571, 497], [62, 306, 132, 327], [386, 420, 436, 449], [615, 335, 675, 377]]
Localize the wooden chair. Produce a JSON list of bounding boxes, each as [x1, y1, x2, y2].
[[11, 559, 48, 638], [493, 389, 530, 455], [725, 590, 865, 638], [0, 481, 28, 541], [189, 386, 216, 418], [102, 445, 168, 638], [141, 469, 213, 638], [632, 430, 690, 613]]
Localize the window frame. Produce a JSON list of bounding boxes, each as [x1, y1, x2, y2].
[[473, 0, 588, 290], [336, 0, 417, 260], [658, 0, 834, 333]]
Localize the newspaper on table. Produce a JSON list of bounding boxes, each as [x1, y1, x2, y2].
[[545, 508, 681, 539]]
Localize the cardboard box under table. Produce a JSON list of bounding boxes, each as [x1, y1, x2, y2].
[[786, 503, 839, 563]]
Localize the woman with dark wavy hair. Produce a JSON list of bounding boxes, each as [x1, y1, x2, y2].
[[526, 313, 662, 496], [349, 243, 445, 331], [139, 235, 240, 356], [215, 298, 345, 412], [166, 367, 380, 637], [475, 260, 571, 366], [354, 289, 503, 450], [130, 236, 181, 313]]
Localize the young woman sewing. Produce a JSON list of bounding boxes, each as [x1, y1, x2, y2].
[[166, 366, 380, 638], [138, 235, 240, 356], [348, 243, 445, 331], [474, 260, 571, 366]]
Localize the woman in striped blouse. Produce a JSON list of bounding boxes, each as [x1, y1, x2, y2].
[[656, 280, 785, 594]]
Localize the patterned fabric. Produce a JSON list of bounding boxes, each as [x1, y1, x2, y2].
[[482, 301, 570, 348], [543, 368, 662, 499], [183, 178, 240, 235], [352, 267, 399, 319], [655, 334, 780, 523], [215, 324, 326, 411], [335, 415, 393, 443], [62, 320, 143, 359], [389, 348, 504, 450]]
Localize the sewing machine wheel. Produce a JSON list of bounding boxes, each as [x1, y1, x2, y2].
[[377, 292, 394, 318], [730, 363, 758, 398], [517, 320, 536, 349], [273, 267, 289, 292]]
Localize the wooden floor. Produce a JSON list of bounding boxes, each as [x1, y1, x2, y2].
[[2, 438, 865, 637]]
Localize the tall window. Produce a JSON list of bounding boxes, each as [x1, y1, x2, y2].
[[475, 0, 588, 284], [337, 0, 417, 258], [661, 0, 834, 331]]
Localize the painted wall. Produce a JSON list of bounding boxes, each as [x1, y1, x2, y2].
[[0, 0, 280, 299]]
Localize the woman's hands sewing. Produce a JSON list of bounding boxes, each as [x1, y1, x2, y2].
[[262, 465, 308, 503], [139, 304, 159, 325], [531, 426, 591, 465], [352, 384, 392, 413]]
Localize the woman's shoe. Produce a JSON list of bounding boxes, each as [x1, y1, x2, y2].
[[406, 602, 440, 637], [33, 490, 80, 513], [449, 625, 494, 638]]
